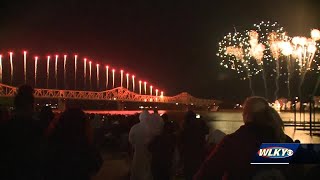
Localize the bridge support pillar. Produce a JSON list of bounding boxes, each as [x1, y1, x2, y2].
[[58, 98, 66, 112], [117, 101, 125, 110]]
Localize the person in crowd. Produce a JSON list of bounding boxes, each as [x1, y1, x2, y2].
[[149, 113, 164, 137], [1, 85, 44, 180], [149, 120, 176, 180], [269, 107, 293, 143], [45, 108, 103, 180], [0, 105, 11, 124], [39, 105, 55, 135], [128, 110, 153, 180], [92, 113, 104, 148], [194, 96, 288, 180], [180, 110, 209, 180], [161, 113, 179, 134]]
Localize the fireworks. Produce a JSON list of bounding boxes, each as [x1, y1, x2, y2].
[[132, 75, 135, 92], [74, 55, 77, 89], [139, 80, 142, 94], [35, 56, 38, 87], [47, 56, 50, 88], [0, 51, 163, 96], [120, 70, 123, 87], [217, 31, 252, 79], [64, 55, 67, 89], [23, 51, 27, 83], [106, 65, 109, 89], [97, 64, 100, 89], [217, 21, 320, 99], [55, 55, 58, 88], [89, 61, 92, 89], [126, 73, 129, 89], [9, 52, 13, 85], [0, 55, 2, 83]]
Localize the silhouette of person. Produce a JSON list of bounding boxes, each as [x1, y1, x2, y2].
[[128, 110, 153, 180], [194, 96, 286, 180], [39, 106, 55, 135], [45, 108, 103, 180], [269, 107, 293, 143], [149, 120, 176, 180], [1, 85, 44, 180], [180, 110, 209, 180]]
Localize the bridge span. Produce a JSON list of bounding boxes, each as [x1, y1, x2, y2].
[[0, 83, 220, 107]]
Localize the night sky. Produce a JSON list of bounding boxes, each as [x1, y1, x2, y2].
[[1, 0, 320, 102]]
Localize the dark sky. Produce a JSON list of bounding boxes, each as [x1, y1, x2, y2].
[[0, 0, 320, 102]]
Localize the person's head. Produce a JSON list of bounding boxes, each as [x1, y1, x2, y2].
[[139, 110, 150, 123], [39, 106, 55, 127], [14, 85, 34, 116], [184, 110, 196, 127], [153, 109, 158, 114], [161, 113, 169, 122], [151, 113, 164, 135], [242, 96, 272, 126], [269, 107, 287, 142], [53, 108, 92, 145]]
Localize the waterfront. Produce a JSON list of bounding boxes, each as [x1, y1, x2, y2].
[[90, 110, 320, 180], [201, 111, 320, 144], [85, 110, 320, 143]]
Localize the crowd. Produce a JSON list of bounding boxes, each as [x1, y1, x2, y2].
[[1, 84, 320, 180], [0, 85, 103, 180]]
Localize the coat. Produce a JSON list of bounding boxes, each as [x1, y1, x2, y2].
[[194, 123, 281, 180], [129, 111, 153, 180]]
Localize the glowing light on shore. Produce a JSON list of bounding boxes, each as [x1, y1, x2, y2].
[[89, 61, 92, 89], [126, 73, 129, 89], [144, 81, 147, 94], [156, 89, 158, 97], [47, 56, 50, 88], [120, 70, 123, 87], [84, 58, 87, 88], [132, 75, 135, 92], [9, 52, 13, 85], [64, 55, 67, 88], [106, 66, 109, 89], [34, 56, 38, 87], [139, 80, 142, 94], [160, 91, 164, 97], [74, 55, 77, 89], [112, 69, 115, 88], [55, 55, 58, 88], [23, 51, 27, 83], [96, 64, 100, 89], [0, 55, 2, 83], [150, 85, 153, 96]]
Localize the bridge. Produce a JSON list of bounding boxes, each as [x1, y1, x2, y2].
[[0, 51, 220, 109], [0, 83, 220, 107]]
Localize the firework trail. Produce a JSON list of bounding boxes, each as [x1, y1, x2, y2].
[[0, 55, 2, 83], [47, 56, 50, 88], [253, 21, 285, 100]]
